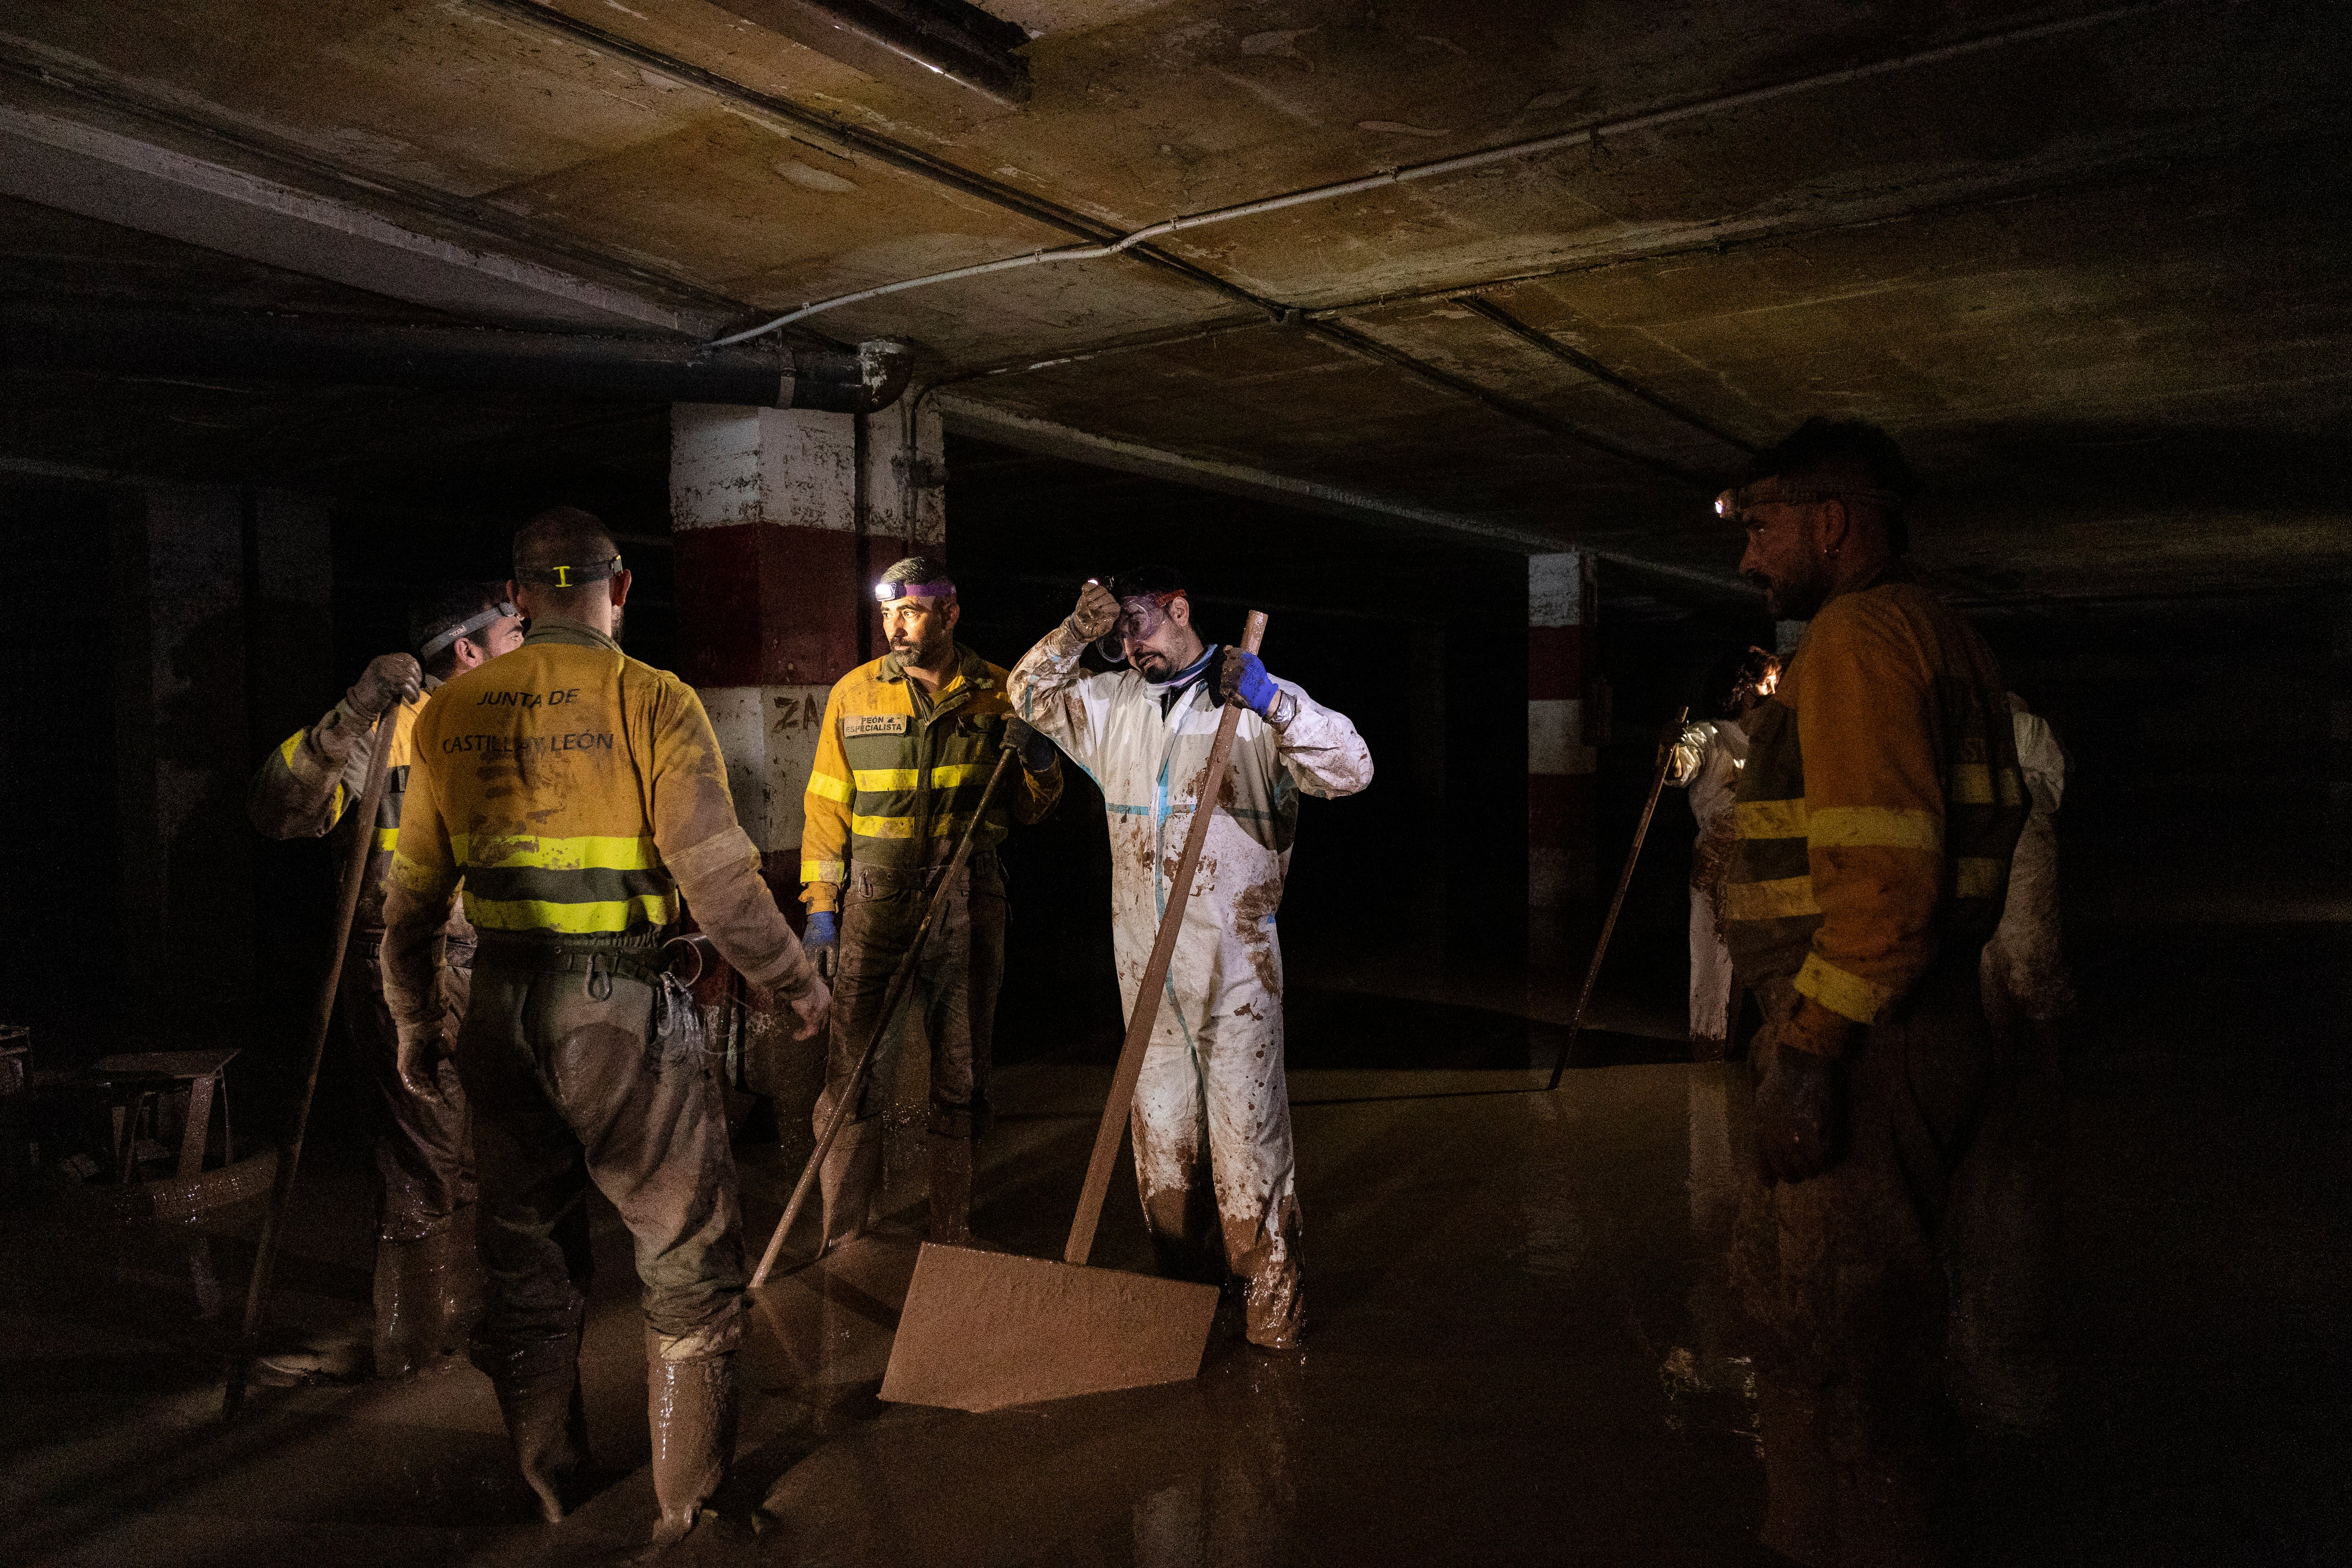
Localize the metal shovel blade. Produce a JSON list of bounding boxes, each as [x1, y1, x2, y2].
[[881, 1242, 1218, 1413]]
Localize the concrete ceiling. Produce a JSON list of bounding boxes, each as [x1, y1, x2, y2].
[[4, 0, 2349, 612]]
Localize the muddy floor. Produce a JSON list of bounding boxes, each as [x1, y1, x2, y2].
[[4, 921, 2349, 1565]]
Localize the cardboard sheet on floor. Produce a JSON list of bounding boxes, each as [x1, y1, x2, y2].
[[881, 1242, 1217, 1413]]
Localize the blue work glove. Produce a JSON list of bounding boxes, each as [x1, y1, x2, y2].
[[803, 910, 839, 982], [1217, 647, 1281, 718]]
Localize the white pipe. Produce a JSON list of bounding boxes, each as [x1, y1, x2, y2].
[[709, 0, 2182, 347]]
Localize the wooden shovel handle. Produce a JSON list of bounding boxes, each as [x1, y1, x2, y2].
[[1065, 612, 1268, 1266]]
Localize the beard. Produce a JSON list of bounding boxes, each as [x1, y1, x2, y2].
[[1748, 561, 1827, 621]]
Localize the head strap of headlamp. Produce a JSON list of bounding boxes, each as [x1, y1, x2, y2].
[[515, 555, 623, 590], [417, 599, 521, 662], [1714, 483, 1904, 521], [875, 576, 955, 603]]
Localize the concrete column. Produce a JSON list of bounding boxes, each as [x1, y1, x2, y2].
[[115, 484, 254, 1047], [667, 402, 944, 888], [1528, 551, 1597, 913]]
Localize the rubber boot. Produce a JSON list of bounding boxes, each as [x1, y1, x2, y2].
[[476, 1329, 591, 1524], [371, 1236, 442, 1379], [434, 1213, 486, 1361], [647, 1334, 740, 1547], [926, 1132, 973, 1245], [818, 1115, 884, 1253]]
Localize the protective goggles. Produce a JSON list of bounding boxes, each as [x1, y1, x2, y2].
[[1097, 590, 1184, 664], [515, 554, 622, 589], [1713, 484, 1902, 525], [417, 599, 520, 662]]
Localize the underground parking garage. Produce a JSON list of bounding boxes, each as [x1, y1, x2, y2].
[[2, 0, 2350, 1562]]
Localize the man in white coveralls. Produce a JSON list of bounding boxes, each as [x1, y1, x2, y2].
[[1008, 565, 1372, 1349]]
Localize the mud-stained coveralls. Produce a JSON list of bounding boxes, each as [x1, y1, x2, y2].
[[1721, 564, 2027, 1567], [381, 617, 820, 1519], [1667, 718, 1750, 1058], [800, 645, 1061, 1241], [1009, 625, 1373, 1349], [249, 682, 476, 1246], [1981, 696, 2076, 1035]]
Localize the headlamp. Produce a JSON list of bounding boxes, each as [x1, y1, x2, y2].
[[1713, 484, 1902, 525], [875, 576, 955, 604], [418, 599, 521, 661]]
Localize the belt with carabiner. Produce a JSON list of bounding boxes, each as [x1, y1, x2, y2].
[[475, 930, 670, 1000]]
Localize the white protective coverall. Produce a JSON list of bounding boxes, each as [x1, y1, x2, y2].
[[1009, 624, 1373, 1349], [1981, 695, 2077, 1032], [1666, 718, 1749, 1055]]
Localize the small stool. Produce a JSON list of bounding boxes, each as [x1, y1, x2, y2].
[[87, 1050, 238, 1181]]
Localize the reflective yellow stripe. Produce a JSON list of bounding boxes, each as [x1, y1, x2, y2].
[[800, 859, 846, 883], [851, 768, 919, 792], [374, 827, 399, 852], [463, 893, 675, 934], [1950, 763, 1992, 804], [850, 812, 974, 841], [1807, 806, 1941, 852], [389, 850, 453, 894], [1734, 798, 1809, 838], [930, 762, 990, 788], [1955, 856, 2005, 899], [449, 834, 658, 870], [1796, 953, 1893, 1025], [278, 732, 302, 768], [809, 772, 855, 804], [1720, 876, 1821, 921]]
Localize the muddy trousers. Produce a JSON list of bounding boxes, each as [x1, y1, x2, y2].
[[814, 862, 1005, 1243], [456, 937, 749, 1515], [1130, 1021, 1303, 1351], [1731, 956, 1994, 1568], [343, 934, 481, 1375]]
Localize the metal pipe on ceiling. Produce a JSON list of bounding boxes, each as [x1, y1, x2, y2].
[[0, 302, 917, 413], [708, 0, 2183, 346]]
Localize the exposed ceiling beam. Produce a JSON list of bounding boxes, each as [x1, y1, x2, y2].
[[0, 100, 702, 333]]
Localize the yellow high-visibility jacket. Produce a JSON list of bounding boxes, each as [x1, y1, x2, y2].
[[383, 619, 812, 1023], [1722, 565, 2028, 1055], [800, 645, 1062, 913], [247, 678, 458, 936]]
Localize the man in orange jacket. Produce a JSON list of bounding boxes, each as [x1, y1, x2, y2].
[[1717, 419, 2029, 1567]]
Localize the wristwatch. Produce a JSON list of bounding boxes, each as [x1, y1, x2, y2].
[[1268, 689, 1299, 729]]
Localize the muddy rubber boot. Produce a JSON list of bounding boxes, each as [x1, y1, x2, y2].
[[434, 1216, 486, 1361], [647, 1339, 740, 1547], [371, 1236, 442, 1379], [477, 1332, 592, 1523], [926, 1133, 973, 1245], [817, 1115, 883, 1253]]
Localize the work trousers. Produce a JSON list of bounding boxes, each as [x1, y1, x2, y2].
[[343, 933, 475, 1242], [456, 939, 747, 1359], [1731, 955, 1994, 1568], [818, 860, 1005, 1139]]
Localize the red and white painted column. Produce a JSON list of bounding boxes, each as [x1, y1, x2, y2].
[[668, 400, 945, 892], [1528, 550, 1597, 914]]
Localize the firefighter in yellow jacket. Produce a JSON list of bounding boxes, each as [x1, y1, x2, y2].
[[1716, 419, 2029, 1568], [247, 583, 523, 1377], [799, 556, 1061, 1249], [381, 507, 829, 1544]]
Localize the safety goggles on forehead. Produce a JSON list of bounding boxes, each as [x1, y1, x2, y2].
[[1713, 485, 1902, 526], [417, 599, 521, 662], [1097, 591, 1184, 664]]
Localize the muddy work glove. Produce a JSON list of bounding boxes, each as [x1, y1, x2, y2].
[[803, 910, 839, 982], [1002, 716, 1057, 774], [1216, 648, 1281, 718], [1066, 579, 1120, 641], [394, 1018, 453, 1099], [1754, 1038, 1843, 1183], [761, 971, 830, 1043], [347, 653, 423, 722]]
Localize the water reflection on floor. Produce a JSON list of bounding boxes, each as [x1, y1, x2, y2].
[[7, 921, 2351, 1564]]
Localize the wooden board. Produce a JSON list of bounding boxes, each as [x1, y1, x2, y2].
[[881, 1242, 1218, 1414]]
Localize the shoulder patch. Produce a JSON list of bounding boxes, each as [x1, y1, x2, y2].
[[844, 713, 908, 737]]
